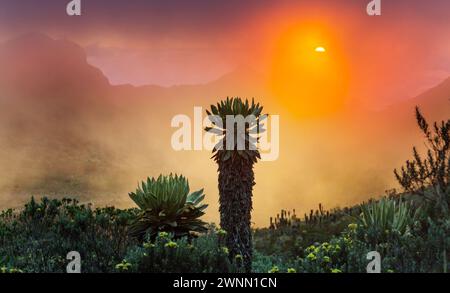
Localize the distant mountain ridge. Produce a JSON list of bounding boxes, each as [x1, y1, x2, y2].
[[1, 33, 448, 113], [0, 33, 110, 97], [377, 77, 450, 132]]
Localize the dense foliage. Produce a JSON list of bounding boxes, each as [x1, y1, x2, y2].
[[0, 197, 137, 273], [120, 228, 242, 273], [1, 193, 448, 273]]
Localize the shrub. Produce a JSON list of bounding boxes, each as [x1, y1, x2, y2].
[[120, 228, 241, 273], [0, 197, 137, 273], [394, 107, 449, 214], [293, 203, 450, 273]]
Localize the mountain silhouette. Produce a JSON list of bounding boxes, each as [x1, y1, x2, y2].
[[2, 33, 447, 117], [382, 76, 450, 120], [0, 33, 109, 97]]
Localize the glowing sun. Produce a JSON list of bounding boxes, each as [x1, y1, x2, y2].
[[315, 46, 326, 53], [269, 25, 349, 118]]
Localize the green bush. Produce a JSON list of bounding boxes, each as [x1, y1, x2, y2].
[[0, 195, 448, 273], [289, 204, 450, 273], [119, 228, 242, 273], [0, 197, 137, 273]]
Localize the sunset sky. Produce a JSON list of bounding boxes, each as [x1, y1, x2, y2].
[[0, 0, 449, 106], [0, 0, 449, 226]]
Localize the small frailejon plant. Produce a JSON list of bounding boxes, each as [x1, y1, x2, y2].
[[357, 197, 417, 244], [128, 174, 208, 241]]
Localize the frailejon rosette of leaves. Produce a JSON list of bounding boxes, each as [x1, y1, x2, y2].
[[356, 198, 419, 246], [128, 174, 208, 241]]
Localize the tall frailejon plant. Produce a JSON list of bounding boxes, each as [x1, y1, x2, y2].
[[205, 97, 266, 272], [128, 174, 208, 241]]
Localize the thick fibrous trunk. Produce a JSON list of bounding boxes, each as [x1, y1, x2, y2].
[[218, 156, 254, 273]]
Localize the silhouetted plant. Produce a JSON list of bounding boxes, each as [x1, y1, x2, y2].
[[394, 107, 450, 214], [128, 174, 208, 241], [205, 97, 265, 272]]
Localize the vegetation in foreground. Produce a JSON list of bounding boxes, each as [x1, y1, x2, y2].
[[0, 102, 448, 273]]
